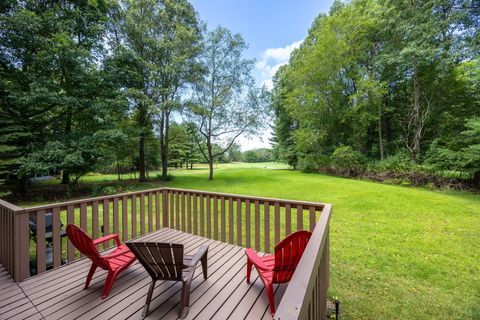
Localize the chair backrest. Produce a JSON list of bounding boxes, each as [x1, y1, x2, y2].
[[273, 230, 312, 283], [126, 242, 184, 281], [66, 224, 108, 269]]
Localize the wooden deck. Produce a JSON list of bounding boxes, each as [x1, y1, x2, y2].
[[0, 228, 288, 320]]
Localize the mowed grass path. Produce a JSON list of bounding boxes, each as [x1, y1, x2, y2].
[[27, 163, 480, 319]]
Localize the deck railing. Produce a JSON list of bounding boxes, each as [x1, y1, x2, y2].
[[0, 187, 331, 319]]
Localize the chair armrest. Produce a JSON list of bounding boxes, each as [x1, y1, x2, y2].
[[245, 248, 269, 271], [93, 234, 121, 247], [190, 245, 208, 266]]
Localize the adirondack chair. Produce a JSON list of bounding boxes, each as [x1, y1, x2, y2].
[[126, 242, 208, 319], [66, 224, 136, 299], [245, 230, 312, 315]]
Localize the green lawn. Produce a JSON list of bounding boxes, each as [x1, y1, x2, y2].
[[23, 163, 480, 319]]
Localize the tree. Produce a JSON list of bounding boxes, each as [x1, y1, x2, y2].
[[227, 143, 243, 162], [185, 27, 270, 180], [0, 0, 111, 192], [108, 0, 202, 181], [271, 0, 479, 180], [244, 148, 273, 163]]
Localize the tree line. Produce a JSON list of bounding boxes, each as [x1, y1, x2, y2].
[[271, 0, 480, 188], [0, 0, 269, 195]]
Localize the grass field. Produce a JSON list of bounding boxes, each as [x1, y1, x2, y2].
[[23, 163, 480, 319]]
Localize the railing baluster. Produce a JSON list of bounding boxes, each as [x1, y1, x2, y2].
[[103, 199, 109, 246], [309, 206, 316, 232], [221, 196, 226, 242], [228, 197, 234, 244], [170, 191, 174, 230], [80, 203, 87, 233], [92, 201, 99, 240], [236, 198, 242, 246], [206, 195, 211, 238], [52, 207, 61, 268], [193, 193, 198, 235], [264, 201, 270, 253], [187, 193, 192, 234], [131, 195, 137, 239], [213, 196, 219, 240], [245, 199, 251, 248], [113, 198, 119, 235], [200, 194, 205, 236], [175, 191, 180, 230], [274, 202, 280, 245], [155, 190, 160, 230], [181, 192, 186, 232], [297, 204, 303, 231], [254, 200, 260, 251], [36, 210, 46, 274], [162, 189, 168, 228], [140, 194, 145, 235], [285, 203, 291, 236], [148, 192, 153, 233], [67, 205, 75, 261], [122, 197, 128, 241]]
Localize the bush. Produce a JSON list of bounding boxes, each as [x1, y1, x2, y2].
[[374, 152, 416, 173], [330, 146, 367, 176], [298, 154, 330, 173]]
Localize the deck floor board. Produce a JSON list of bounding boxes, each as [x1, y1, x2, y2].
[[1, 228, 286, 320]]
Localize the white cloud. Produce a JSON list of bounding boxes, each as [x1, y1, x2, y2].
[[256, 40, 302, 89]]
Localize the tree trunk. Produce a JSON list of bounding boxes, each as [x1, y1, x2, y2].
[[138, 134, 146, 182], [378, 103, 384, 161], [160, 109, 170, 179], [61, 109, 72, 184], [117, 160, 120, 180], [208, 160, 214, 180], [411, 61, 422, 161], [474, 171, 480, 189], [61, 171, 70, 184], [207, 142, 214, 180]]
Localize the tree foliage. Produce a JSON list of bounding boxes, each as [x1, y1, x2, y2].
[[271, 0, 480, 187], [185, 27, 270, 180]]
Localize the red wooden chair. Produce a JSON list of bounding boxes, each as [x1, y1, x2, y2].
[[245, 230, 312, 315], [66, 224, 136, 299]]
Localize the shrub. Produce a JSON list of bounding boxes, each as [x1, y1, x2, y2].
[[375, 152, 416, 173], [298, 154, 331, 173], [330, 146, 367, 176]]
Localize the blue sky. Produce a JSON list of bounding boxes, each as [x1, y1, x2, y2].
[[189, 0, 335, 150]]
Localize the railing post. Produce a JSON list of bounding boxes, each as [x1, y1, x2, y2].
[[13, 210, 30, 282]]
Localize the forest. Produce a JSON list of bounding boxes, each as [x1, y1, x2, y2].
[[0, 0, 270, 197], [271, 0, 480, 189], [1, 0, 479, 199]]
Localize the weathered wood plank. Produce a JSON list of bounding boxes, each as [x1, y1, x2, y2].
[[92, 201, 99, 240], [148, 192, 153, 233], [35, 210, 46, 275], [66, 205, 75, 262], [264, 201, 270, 253], [236, 198, 242, 246], [120, 197, 127, 242], [131, 195, 137, 239], [255, 200, 261, 251], [140, 194, 145, 236]]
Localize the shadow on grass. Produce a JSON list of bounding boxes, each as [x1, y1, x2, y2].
[[470, 284, 480, 319]]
